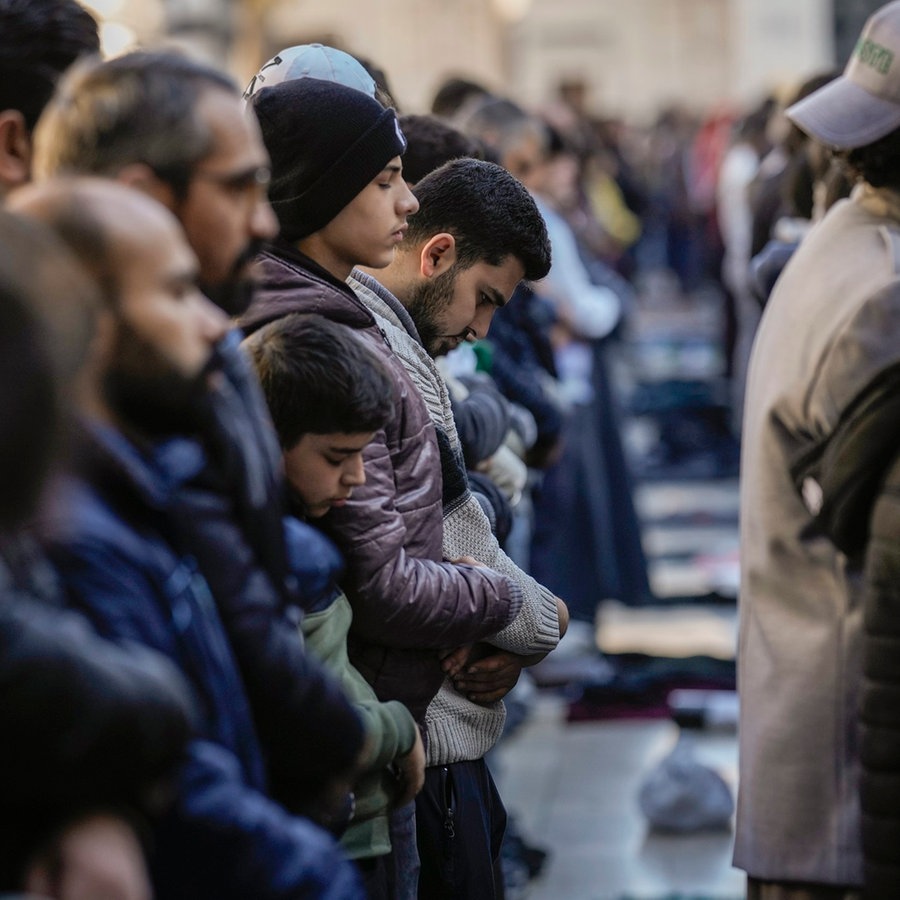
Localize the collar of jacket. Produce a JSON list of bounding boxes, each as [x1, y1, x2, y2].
[[271, 238, 349, 291], [241, 239, 375, 335], [854, 182, 900, 222], [349, 268, 423, 346], [80, 420, 207, 511], [282, 515, 343, 614]]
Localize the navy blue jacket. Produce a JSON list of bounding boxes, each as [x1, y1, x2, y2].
[[204, 329, 292, 604], [48, 424, 364, 899], [485, 284, 564, 466], [169, 481, 365, 817], [0, 543, 193, 890]]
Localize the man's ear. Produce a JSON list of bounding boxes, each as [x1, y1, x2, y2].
[[418, 232, 457, 278], [0, 110, 32, 192], [115, 162, 179, 211]]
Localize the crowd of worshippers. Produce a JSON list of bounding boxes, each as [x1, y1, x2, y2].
[[0, 0, 682, 896], [13, 0, 900, 897]]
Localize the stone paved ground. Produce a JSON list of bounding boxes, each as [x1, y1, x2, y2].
[[495, 476, 742, 900], [494, 272, 744, 899]]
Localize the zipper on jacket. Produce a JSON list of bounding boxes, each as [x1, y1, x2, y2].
[[441, 765, 455, 839]]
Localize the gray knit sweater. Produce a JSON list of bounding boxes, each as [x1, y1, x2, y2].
[[349, 270, 560, 766]]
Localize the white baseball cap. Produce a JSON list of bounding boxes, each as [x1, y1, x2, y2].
[[788, 0, 900, 148], [243, 44, 376, 102]]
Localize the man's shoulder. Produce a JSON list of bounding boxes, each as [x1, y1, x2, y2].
[[819, 188, 900, 277], [766, 194, 900, 321], [374, 317, 446, 422], [255, 246, 345, 304], [369, 304, 429, 372], [48, 476, 172, 578], [748, 198, 900, 468], [47, 430, 202, 578]]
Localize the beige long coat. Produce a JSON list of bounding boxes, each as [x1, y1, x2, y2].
[[736, 184, 900, 886]]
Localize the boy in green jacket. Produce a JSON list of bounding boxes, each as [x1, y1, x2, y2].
[[243, 311, 425, 898]]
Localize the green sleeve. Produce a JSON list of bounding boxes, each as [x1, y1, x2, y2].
[[301, 596, 418, 774], [351, 698, 418, 772]]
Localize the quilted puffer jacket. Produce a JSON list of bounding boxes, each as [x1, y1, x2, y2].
[[240, 242, 522, 722], [793, 362, 900, 898]]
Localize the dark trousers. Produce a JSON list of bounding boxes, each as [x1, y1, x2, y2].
[[531, 345, 653, 617], [415, 759, 507, 899], [356, 854, 390, 900]]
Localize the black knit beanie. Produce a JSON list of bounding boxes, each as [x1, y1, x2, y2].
[[251, 77, 407, 242]]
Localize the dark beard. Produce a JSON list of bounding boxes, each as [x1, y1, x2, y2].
[[103, 322, 219, 440], [404, 266, 458, 358], [199, 277, 255, 319], [198, 239, 265, 317]]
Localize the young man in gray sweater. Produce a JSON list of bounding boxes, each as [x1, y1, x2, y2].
[[350, 157, 568, 899]]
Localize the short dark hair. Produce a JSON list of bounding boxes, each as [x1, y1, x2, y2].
[[839, 125, 900, 191], [243, 313, 394, 448], [430, 77, 490, 119], [406, 157, 551, 281], [0, 0, 99, 131], [398, 114, 483, 185], [33, 50, 236, 196]]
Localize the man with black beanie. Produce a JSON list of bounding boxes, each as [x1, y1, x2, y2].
[[242, 76, 526, 898], [257, 77, 409, 252]]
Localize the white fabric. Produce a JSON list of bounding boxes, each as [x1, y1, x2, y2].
[[533, 196, 621, 340]]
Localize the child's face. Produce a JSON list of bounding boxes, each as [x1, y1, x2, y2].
[[315, 156, 419, 274], [283, 431, 375, 517]]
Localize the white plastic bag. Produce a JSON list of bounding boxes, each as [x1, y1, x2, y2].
[[638, 734, 734, 832]]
